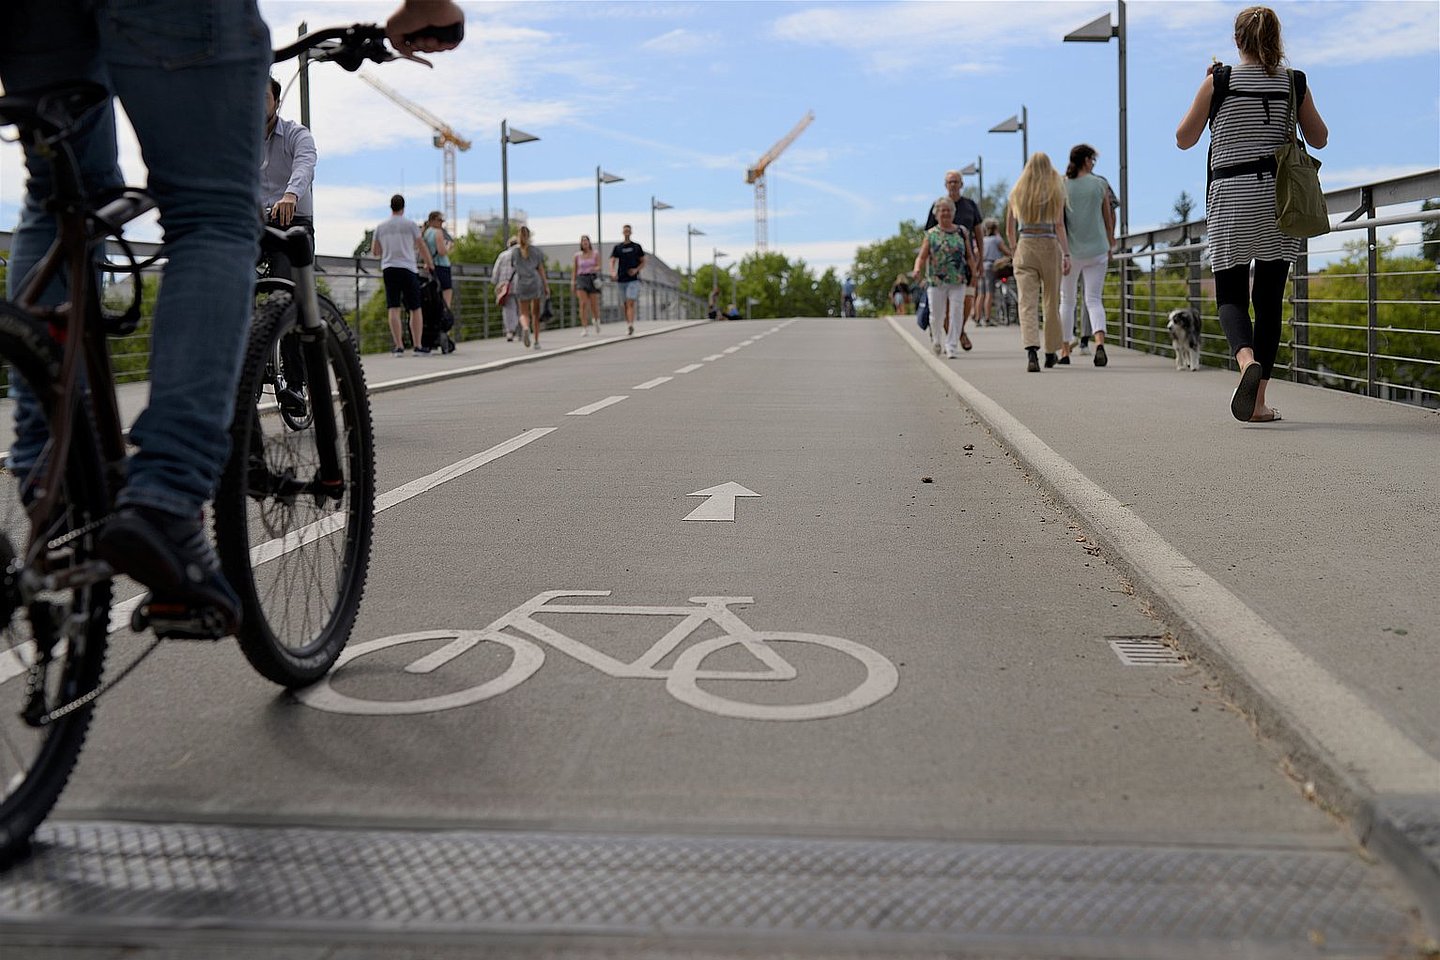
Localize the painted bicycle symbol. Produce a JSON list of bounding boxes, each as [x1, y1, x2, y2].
[[297, 590, 899, 721]]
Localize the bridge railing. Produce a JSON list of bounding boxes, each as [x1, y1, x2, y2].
[[1107, 169, 1439, 407], [0, 239, 708, 392]]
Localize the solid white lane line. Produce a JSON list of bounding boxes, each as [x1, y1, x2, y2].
[[887, 316, 1440, 797], [703, 354, 724, 362], [635, 377, 672, 390], [567, 395, 628, 416], [100, 427, 561, 636], [674, 364, 703, 374]]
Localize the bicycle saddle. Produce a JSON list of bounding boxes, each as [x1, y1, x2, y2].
[[0, 80, 109, 137]]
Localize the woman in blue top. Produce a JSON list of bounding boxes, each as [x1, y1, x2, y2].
[[422, 211, 454, 310]]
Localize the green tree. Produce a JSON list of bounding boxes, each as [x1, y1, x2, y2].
[[851, 219, 924, 315], [352, 229, 374, 258], [1420, 198, 1439, 267]]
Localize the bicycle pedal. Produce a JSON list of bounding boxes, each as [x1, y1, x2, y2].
[[131, 600, 233, 641]]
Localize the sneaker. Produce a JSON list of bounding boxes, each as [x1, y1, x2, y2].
[[1026, 348, 1041, 373], [276, 385, 308, 419], [627, 326, 634, 336], [1094, 343, 1108, 367], [96, 505, 240, 633], [1044, 352, 1058, 368], [505, 334, 514, 342], [944, 347, 957, 359], [582, 328, 589, 337], [413, 347, 432, 356], [391, 346, 405, 356], [521, 326, 531, 347], [932, 342, 942, 356], [1058, 354, 1071, 365]]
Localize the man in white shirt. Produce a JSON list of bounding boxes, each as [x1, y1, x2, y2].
[[260, 76, 316, 281], [371, 193, 436, 354]]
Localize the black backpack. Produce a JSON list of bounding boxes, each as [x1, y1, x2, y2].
[[1207, 65, 1307, 188]]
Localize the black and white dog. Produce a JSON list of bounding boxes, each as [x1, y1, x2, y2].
[[1166, 307, 1203, 371]]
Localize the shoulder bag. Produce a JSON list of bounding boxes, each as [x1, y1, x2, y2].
[[1274, 69, 1329, 239]]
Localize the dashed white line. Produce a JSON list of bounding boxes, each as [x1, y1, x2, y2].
[[568, 395, 628, 416], [634, 376, 672, 390], [674, 364, 703, 374], [722, 347, 741, 354], [703, 354, 724, 362]]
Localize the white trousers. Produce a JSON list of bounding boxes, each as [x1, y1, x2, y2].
[[1058, 251, 1109, 340], [928, 284, 965, 351]]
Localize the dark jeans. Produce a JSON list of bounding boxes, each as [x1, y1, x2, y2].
[[1214, 259, 1290, 380]]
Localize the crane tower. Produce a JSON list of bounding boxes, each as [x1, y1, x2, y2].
[[359, 73, 472, 229], [745, 111, 814, 253]]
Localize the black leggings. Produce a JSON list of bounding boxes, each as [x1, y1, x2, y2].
[[1213, 259, 1290, 380]]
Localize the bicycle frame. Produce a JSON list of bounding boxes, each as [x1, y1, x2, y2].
[[9, 128, 155, 566]]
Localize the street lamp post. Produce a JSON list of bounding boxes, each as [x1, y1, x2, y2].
[[960, 158, 984, 218], [687, 224, 705, 295], [1065, 1, 1128, 346], [500, 120, 539, 245], [711, 248, 727, 317], [988, 106, 1028, 170], [650, 196, 672, 321], [595, 166, 623, 274]]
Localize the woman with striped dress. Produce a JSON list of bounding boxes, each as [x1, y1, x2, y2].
[[1176, 5, 1328, 422]]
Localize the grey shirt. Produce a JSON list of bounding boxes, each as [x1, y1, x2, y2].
[[375, 214, 423, 272], [260, 116, 316, 217]]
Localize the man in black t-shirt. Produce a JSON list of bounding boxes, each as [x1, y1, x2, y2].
[[924, 170, 983, 344], [609, 224, 646, 335]]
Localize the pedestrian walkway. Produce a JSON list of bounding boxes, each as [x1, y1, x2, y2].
[[888, 314, 1440, 907]]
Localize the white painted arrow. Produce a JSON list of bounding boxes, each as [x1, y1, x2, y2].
[[683, 482, 760, 522]]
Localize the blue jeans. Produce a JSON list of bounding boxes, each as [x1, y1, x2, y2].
[[0, 0, 270, 516]]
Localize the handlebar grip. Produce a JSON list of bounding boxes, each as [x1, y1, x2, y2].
[[402, 22, 464, 46]]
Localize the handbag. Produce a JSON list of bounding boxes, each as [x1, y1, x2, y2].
[[1274, 69, 1329, 239], [494, 281, 510, 306], [993, 256, 1014, 281]]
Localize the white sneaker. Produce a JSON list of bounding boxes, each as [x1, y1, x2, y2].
[[932, 342, 942, 356], [944, 347, 957, 359], [582, 328, 589, 337]]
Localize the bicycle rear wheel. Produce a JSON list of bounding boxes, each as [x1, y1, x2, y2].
[[215, 294, 374, 687], [0, 305, 112, 863]]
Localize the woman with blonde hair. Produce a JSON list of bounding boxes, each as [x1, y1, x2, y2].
[[573, 235, 602, 336], [509, 225, 549, 349], [1005, 151, 1071, 372], [1176, 5, 1328, 422]]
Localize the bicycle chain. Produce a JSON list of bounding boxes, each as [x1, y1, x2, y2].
[[26, 635, 162, 726]]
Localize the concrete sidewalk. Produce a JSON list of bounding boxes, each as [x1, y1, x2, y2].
[[888, 314, 1440, 913]]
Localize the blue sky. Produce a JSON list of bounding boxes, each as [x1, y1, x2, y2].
[[3, 1, 1437, 275]]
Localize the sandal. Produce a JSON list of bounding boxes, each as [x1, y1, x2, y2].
[[959, 331, 973, 351], [1230, 362, 1263, 421], [1248, 408, 1282, 423]]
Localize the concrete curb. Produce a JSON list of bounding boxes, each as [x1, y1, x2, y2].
[[886, 317, 1440, 928], [364, 320, 711, 396]]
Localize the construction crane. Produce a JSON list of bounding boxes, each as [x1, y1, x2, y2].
[[359, 72, 471, 229], [745, 110, 814, 253]]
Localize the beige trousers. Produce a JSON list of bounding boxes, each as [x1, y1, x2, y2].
[[1015, 236, 1063, 354]]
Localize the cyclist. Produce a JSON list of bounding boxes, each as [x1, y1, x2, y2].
[[841, 276, 856, 317], [0, 1, 464, 633], [261, 75, 318, 282]]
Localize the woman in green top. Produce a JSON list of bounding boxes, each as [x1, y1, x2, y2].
[[913, 196, 972, 358], [1057, 145, 1115, 366]]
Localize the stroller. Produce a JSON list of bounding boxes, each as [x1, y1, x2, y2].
[[419, 271, 456, 354]]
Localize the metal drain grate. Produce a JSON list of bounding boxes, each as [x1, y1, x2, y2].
[[0, 820, 1416, 954], [1108, 635, 1184, 666]]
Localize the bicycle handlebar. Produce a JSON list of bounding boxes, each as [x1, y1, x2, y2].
[[272, 21, 463, 70]]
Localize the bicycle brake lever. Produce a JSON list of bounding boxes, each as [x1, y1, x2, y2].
[[390, 49, 435, 68]]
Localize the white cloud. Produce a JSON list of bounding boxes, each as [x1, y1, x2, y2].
[[641, 28, 717, 55]]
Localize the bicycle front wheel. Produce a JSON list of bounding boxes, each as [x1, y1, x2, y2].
[[0, 305, 112, 863], [215, 294, 375, 687]]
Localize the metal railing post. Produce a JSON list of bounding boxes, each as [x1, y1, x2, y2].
[[1118, 243, 1130, 347], [1292, 243, 1309, 383], [1364, 186, 1378, 397]]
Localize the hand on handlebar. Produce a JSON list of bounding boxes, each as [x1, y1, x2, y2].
[[386, 1, 465, 55]]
